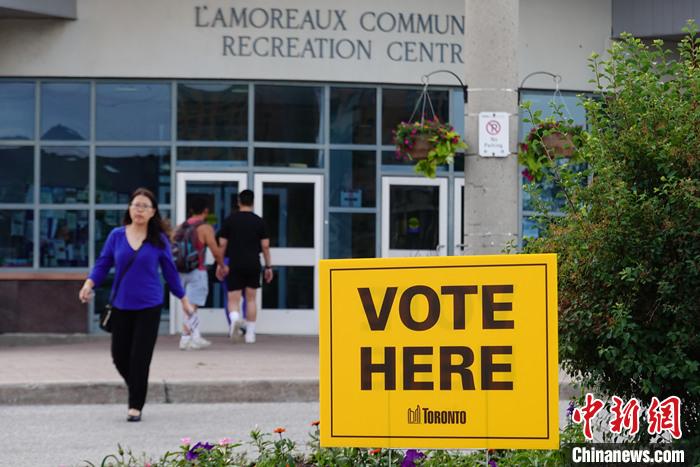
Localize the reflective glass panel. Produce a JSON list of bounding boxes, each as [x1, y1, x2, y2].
[[453, 153, 465, 172], [0, 82, 34, 140], [184, 181, 239, 232], [95, 210, 123, 257], [329, 150, 375, 207], [184, 181, 240, 309], [40, 147, 89, 204], [0, 210, 33, 267], [177, 83, 248, 141], [39, 210, 89, 267], [382, 89, 449, 144], [96, 83, 171, 141], [254, 85, 322, 142], [329, 213, 375, 259], [389, 185, 439, 250], [96, 146, 171, 205], [0, 146, 34, 203], [262, 266, 314, 309], [177, 147, 247, 168], [263, 182, 314, 248], [41, 83, 90, 140], [381, 150, 449, 173], [330, 87, 376, 144], [254, 148, 321, 168]]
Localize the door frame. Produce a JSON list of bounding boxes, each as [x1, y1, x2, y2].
[[381, 176, 448, 257], [253, 173, 323, 335], [169, 171, 248, 335]]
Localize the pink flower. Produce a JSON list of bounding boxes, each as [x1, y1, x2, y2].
[[522, 169, 534, 182], [180, 437, 191, 445], [219, 437, 232, 446], [404, 139, 409, 145], [410, 129, 417, 135]]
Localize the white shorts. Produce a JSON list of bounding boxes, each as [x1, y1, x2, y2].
[[179, 269, 209, 307]]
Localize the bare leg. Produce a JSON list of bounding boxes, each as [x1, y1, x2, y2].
[[227, 290, 242, 314], [244, 287, 258, 322]]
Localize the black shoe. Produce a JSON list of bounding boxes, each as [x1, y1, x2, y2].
[[127, 412, 141, 422]]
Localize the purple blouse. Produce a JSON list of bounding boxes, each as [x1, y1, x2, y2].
[[89, 227, 185, 310]]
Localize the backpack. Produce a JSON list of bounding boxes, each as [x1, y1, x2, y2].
[[172, 220, 204, 273]]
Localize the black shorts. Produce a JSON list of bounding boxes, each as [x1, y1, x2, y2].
[[226, 263, 261, 291]]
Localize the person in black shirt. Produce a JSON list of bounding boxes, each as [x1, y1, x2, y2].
[[217, 189, 273, 343]]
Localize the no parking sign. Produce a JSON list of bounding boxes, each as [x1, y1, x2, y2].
[[479, 112, 509, 157]]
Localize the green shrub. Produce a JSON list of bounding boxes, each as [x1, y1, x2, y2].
[[522, 22, 700, 453]]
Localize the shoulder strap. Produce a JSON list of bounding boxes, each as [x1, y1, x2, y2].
[[109, 245, 142, 304]]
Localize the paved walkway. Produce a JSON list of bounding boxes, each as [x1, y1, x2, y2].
[[0, 334, 318, 404], [0, 333, 579, 405]]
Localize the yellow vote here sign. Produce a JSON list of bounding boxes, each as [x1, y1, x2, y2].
[[319, 254, 558, 450]]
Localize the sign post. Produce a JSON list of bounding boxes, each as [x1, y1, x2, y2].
[[320, 254, 558, 449]]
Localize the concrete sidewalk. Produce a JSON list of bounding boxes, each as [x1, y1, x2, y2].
[[0, 333, 581, 405], [0, 334, 319, 405]]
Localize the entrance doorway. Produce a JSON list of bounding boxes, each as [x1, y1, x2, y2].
[[170, 172, 247, 335], [253, 174, 323, 334], [381, 176, 448, 257]]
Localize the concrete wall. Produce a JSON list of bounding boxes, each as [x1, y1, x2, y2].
[[0, 281, 87, 332], [0, 0, 465, 86], [518, 0, 612, 91]]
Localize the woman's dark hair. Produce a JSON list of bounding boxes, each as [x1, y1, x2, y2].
[[122, 188, 171, 248]]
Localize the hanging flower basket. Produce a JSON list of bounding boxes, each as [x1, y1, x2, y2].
[[518, 120, 582, 182], [393, 118, 467, 178], [541, 131, 575, 157], [408, 134, 432, 160]]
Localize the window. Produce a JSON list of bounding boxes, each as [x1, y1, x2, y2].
[[329, 213, 375, 258], [519, 90, 587, 244], [330, 87, 376, 144], [0, 82, 34, 140], [177, 83, 247, 141], [39, 210, 89, 267], [0, 210, 33, 267], [381, 88, 449, 145], [96, 83, 171, 141], [41, 83, 90, 140], [40, 147, 89, 204], [254, 85, 323, 143], [96, 146, 171, 205], [329, 150, 375, 207]]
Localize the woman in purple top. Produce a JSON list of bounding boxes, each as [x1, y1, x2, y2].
[[78, 188, 194, 422]]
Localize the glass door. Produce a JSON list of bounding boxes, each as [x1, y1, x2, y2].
[[253, 174, 323, 335], [169, 172, 247, 335], [381, 177, 448, 257]]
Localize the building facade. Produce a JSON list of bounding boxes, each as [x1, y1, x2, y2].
[[0, 0, 626, 334]]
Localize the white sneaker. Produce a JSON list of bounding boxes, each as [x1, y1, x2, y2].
[[191, 336, 211, 349], [229, 320, 244, 343], [179, 336, 192, 350], [244, 331, 256, 344]]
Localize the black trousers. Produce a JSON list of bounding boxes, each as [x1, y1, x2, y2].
[[110, 305, 161, 411]]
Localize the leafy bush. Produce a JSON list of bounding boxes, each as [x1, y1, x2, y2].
[[522, 22, 700, 452], [86, 421, 584, 466]]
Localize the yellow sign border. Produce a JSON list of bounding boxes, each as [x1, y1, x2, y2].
[[319, 254, 559, 450]]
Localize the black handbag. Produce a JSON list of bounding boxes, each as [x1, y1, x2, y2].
[[100, 246, 141, 332]]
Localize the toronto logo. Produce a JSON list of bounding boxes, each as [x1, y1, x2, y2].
[[407, 405, 467, 425]]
